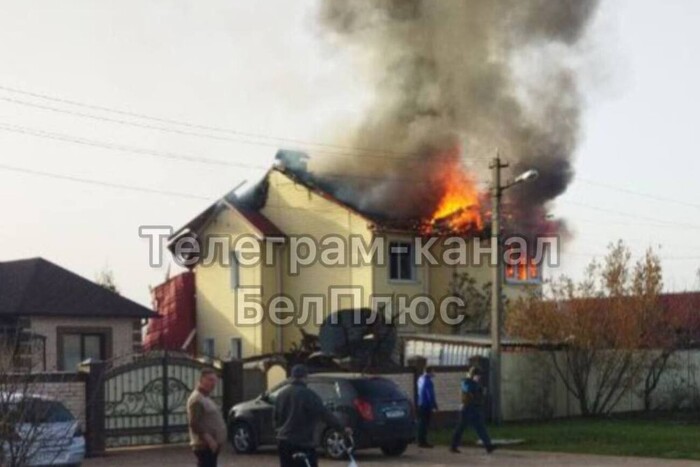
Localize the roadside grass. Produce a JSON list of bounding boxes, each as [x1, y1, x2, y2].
[[431, 413, 700, 461]]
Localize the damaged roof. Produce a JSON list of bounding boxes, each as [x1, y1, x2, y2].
[[172, 149, 481, 240], [170, 181, 286, 243], [0, 258, 156, 318]]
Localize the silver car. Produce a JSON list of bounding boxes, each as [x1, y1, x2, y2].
[[1, 393, 85, 466]]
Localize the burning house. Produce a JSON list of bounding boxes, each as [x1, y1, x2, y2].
[[166, 150, 543, 360], [160, 0, 600, 360]]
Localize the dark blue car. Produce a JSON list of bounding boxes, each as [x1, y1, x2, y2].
[[228, 373, 415, 459]]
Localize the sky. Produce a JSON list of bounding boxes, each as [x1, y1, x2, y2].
[[0, 0, 698, 307]]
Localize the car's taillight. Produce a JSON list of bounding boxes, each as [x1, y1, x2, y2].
[[353, 398, 374, 421]]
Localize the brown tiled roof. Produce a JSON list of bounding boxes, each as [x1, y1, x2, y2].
[[661, 292, 700, 334]]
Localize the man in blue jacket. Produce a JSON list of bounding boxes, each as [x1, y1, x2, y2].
[[450, 366, 496, 454], [416, 366, 438, 448]]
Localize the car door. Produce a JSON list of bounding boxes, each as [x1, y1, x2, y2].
[[308, 379, 353, 433], [256, 383, 288, 445]]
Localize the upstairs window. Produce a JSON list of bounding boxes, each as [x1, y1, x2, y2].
[[203, 338, 215, 359], [389, 241, 415, 281], [505, 257, 542, 284], [230, 251, 240, 289], [229, 337, 242, 360]]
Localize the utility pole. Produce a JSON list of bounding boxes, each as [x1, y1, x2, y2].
[[489, 154, 508, 425]]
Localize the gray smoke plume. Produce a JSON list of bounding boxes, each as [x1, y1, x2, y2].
[[313, 0, 600, 234]]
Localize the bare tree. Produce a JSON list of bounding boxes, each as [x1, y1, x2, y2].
[[0, 334, 80, 467]]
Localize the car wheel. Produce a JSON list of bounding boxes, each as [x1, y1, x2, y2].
[[230, 421, 257, 454], [380, 440, 408, 457], [322, 428, 348, 460]]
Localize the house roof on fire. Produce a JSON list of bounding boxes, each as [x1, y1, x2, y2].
[[0, 258, 157, 318], [171, 161, 433, 244]]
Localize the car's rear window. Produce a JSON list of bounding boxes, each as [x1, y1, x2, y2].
[[350, 378, 406, 400]]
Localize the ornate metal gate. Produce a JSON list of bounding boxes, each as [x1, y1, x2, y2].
[[103, 353, 222, 448]]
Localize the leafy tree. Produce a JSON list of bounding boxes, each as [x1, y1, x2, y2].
[[447, 272, 492, 333], [508, 241, 673, 416]]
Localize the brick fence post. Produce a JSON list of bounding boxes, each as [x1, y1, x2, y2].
[[221, 359, 243, 418], [80, 360, 106, 457]]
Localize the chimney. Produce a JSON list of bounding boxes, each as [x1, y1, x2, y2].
[[275, 149, 310, 174]]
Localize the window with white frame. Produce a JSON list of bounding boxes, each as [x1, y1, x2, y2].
[[388, 241, 415, 281]]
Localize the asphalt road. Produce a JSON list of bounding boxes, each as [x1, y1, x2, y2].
[[85, 444, 700, 467]]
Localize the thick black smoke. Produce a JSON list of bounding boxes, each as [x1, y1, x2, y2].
[[313, 0, 599, 234]]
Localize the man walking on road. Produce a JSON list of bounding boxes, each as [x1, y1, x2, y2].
[[187, 368, 228, 467], [416, 366, 438, 448], [274, 364, 353, 467], [450, 366, 496, 454]]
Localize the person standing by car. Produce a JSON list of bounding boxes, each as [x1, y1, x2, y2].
[[416, 366, 438, 448], [274, 364, 353, 467], [187, 368, 227, 467], [450, 366, 496, 454]]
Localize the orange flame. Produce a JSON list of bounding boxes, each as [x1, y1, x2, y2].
[[428, 159, 483, 233], [505, 254, 541, 283]]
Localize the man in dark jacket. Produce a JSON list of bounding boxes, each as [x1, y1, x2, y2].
[[275, 365, 352, 467], [416, 366, 438, 448], [450, 366, 496, 454]]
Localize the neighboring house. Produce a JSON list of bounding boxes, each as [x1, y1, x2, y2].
[[0, 257, 156, 371], [169, 151, 541, 360]]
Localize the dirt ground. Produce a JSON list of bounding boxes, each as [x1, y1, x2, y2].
[[85, 444, 700, 467]]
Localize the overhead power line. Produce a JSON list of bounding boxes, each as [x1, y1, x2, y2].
[[2, 85, 697, 227], [0, 163, 420, 215], [0, 121, 265, 170], [0, 121, 491, 185], [0, 163, 210, 200], [0, 83, 495, 165], [578, 178, 700, 210], [560, 200, 700, 231], [2, 162, 700, 258], [563, 251, 700, 262], [0, 119, 696, 230]]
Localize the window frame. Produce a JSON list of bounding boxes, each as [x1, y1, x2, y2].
[[229, 337, 242, 360], [504, 258, 543, 285], [203, 337, 216, 359], [387, 240, 416, 283], [56, 326, 112, 371]]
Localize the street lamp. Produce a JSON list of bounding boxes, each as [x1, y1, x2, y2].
[[489, 156, 538, 425], [511, 169, 539, 185]]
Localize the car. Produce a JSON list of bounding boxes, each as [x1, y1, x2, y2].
[[228, 373, 415, 459], [0, 393, 85, 467]]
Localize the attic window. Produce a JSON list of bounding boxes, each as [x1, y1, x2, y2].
[[389, 241, 415, 281], [505, 256, 542, 284]]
